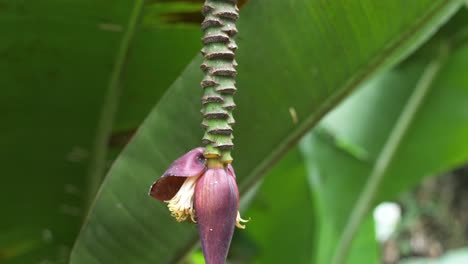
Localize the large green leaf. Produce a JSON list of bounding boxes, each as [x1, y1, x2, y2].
[[238, 10, 468, 262], [70, 0, 464, 263], [0, 1, 201, 263], [300, 36, 468, 263], [238, 149, 315, 264]]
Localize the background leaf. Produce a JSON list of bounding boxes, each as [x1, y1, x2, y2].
[[299, 27, 468, 263], [0, 0, 200, 263], [232, 11, 468, 263], [70, 0, 463, 263], [238, 149, 315, 264]]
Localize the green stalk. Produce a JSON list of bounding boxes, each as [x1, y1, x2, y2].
[[200, 0, 240, 165]]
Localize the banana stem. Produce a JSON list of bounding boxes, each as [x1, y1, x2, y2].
[[200, 0, 240, 165]]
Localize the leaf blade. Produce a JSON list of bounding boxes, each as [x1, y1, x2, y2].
[[301, 39, 468, 264]]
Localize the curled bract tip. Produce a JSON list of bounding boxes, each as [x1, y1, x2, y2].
[[149, 148, 206, 201]]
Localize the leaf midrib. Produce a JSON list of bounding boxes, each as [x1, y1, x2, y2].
[[85, 0, 146, 212]]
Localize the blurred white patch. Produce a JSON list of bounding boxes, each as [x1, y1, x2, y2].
[[66, 147, 88, 162], [373, 202, 401, 242], [42, 229, 53, 243], [289, 107, 298, 124]]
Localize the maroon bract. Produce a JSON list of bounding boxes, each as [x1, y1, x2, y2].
[[195, 168, 238, 263], [149, 148, 248, 263]]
